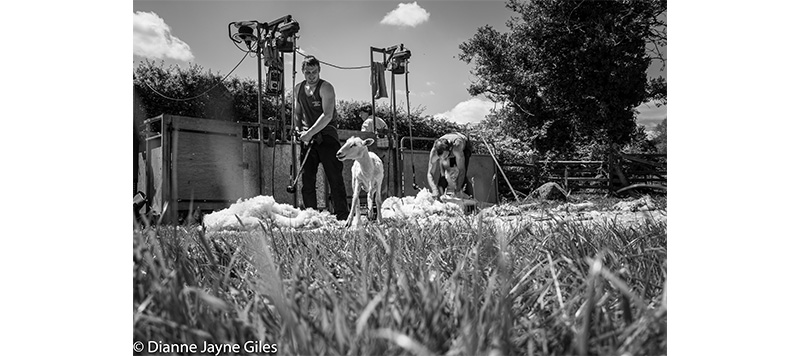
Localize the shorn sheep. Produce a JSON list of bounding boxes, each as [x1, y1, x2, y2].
[[336, 137, 384, 227]]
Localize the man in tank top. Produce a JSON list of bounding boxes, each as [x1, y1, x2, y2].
[[293, 56, 349, 220]]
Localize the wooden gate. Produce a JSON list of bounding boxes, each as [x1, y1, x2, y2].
[[141, 114, 244, 223]]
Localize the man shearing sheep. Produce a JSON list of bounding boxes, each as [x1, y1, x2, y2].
[[426, 132, 473, 198]]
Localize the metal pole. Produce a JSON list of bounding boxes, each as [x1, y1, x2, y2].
[[276, 52, 287, 197], [384, 50, 399, 196], [169, 122, 178, 226], [393, 64, 402, 196], [256, 25, 264, 196], [370, 49, 376, 136], [404, 58, 419, 193], [291, 36, 298, 205], [369, 49, 379, 201]]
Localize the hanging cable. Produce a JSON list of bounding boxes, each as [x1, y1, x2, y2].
[[138, 50, 251, 102], [295, 50, 370, 70]]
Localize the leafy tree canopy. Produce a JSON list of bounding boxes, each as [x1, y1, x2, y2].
[[459, 0, 666, 156], [134, 59, 280, 129]]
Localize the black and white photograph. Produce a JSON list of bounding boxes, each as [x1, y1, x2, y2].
[[132, 1, 668, 354], [12, 1, 800, 355]]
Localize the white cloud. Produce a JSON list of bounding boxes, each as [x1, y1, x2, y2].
[[435, 98, 502, 125], [133, 11, 194, 61], [635, 100, 667, 131], [380, 2, 431, 28]]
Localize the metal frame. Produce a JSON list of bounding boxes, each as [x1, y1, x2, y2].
[[369, 44, 413, 197], [229, 15, 299, 199]]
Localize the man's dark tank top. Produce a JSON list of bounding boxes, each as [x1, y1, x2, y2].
[[298, 79, 338, 139]]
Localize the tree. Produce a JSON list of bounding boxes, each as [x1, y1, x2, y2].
[[133, 60, 278, 127], [459, 0, 667, 156], [624, 124, 659, 154], [652, 118, 666, 153]]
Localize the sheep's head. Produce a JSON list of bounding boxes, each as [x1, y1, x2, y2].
[[444, 166, 460, 186], [336, 136, 374, 161]]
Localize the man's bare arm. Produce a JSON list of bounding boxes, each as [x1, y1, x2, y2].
[[427, 149, 440, 194], [453, 149, 466, 191]]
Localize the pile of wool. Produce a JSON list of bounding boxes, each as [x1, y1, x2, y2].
[[381, 189, 464, 220], [555, 201, 597, 212], [479, 204, 523, 217], [203, 195, 336, 231], [613, 195, 658, 212]]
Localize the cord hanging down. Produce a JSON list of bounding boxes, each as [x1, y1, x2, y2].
[[138, 51, 250, 102]]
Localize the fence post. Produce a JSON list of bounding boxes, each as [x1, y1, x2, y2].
[[608, 146, 629, 190]]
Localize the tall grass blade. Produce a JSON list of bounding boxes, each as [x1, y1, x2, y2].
[[510, 261, 544, 296], [196, 226, 218, 268], [356, 288, 386, 337], [333, 303, 349, 352], [156, 201, 169, 226], [183, 286, 228, 311], [590, 259, 647, 311], [376, 328, 435, 356], [546, 252, 567, 318], [244, 228, 308, 354], [579, 253, 604, 356]]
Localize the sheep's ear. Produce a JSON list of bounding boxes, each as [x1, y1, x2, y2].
[[364, 138, 375, 146]]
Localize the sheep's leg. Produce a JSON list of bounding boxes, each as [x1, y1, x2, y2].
[[375, 179, 383, 223], [367, 185, 374, 221], [346, 179, 360, 227], [353, 183, 362, 226]]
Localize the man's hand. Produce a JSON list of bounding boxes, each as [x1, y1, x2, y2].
[[432, 187, 446, 200], [299, 129, 313, 144]]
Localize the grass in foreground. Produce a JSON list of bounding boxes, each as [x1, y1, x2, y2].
[[134, 211, 666, 356]]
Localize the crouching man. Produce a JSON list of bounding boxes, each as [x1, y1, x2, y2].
[[426, 132, 472, 198]]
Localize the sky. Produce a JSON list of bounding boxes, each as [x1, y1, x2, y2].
[[133, 0, 667, 129]]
